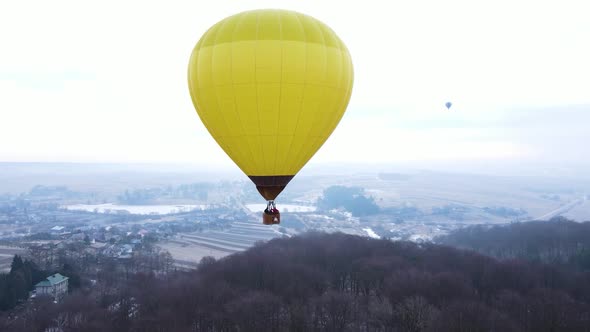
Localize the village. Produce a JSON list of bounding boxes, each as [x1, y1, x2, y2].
[[0, 169, 582, 317]]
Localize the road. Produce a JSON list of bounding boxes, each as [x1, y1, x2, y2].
[[531, 197, 585, 221]]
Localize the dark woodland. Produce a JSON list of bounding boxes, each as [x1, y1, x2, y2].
[[438, 217, 590, 271], [4, 226, 590, 332]]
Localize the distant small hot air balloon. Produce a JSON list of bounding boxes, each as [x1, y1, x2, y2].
[[445, 102, 452, 110]]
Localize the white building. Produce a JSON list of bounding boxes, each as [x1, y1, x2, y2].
[[35, 273, 69, 301]]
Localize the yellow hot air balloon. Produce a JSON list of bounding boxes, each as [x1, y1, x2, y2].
[[188, 9, 353, 224]]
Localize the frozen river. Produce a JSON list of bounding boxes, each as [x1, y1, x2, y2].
[[245, 204, 316, 213], [63, 203, 207, 215]]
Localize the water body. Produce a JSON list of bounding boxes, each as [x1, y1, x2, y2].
[[245, 204, 316, 213], [63, 203, 206, 215]]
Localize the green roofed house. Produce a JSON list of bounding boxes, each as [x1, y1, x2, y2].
[[35, 273, 69, 301]]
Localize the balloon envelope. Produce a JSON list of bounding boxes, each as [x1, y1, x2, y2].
[[445, 102, 452, 109], [188, 9, 354, 200]]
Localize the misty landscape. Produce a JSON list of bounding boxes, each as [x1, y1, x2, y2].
[[1, 163, 590, 331], [3, 0, 590, 331]]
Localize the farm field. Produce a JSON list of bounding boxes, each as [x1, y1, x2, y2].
[[317, 172, 589, 221], [563, 198, 590, 222], [159, 221, 281, 268]]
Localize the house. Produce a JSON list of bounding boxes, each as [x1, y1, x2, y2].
[[90, 242, 107, 250], [119, 244, 134, 259], [50, 226, 64, 233], [70, 233, 86, 241], [35, 273, 69, 301], [84, 241, 108, 255]]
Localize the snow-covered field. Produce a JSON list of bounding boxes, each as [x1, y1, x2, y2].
[[63, 203, 207, 215], [246, 204, 316, 213], [363, 228, 380, 239]]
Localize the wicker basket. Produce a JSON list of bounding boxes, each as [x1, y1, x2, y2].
[[262, 211, 280, 225]]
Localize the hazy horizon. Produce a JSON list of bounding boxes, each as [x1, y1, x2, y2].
[[3, 159, 590, 179], [2, 0, 589, 172]]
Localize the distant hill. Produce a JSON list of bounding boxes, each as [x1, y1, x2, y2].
[[7, 232, 590, 331], [0, 162, 241, 194], [437, 217, 590, 270]]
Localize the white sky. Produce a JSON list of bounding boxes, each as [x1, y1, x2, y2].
[[1, 0, 589, 170]]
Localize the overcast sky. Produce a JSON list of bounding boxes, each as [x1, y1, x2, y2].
[[1, 0, 589, 172]]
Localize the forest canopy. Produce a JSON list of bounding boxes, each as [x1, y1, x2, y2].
[[437, 217, 590, 270], [7, 230, 590, 331]]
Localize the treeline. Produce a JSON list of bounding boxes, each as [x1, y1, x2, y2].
[[0, 256, 46, 311], [117, 182, 214, 205], [6, 233, 590, 331], [437, 217, 590, 270], [317, 186, 379, 216], [0, 255, 82, 312], [482, 206, 526, 217], [0, 240, 172, 318]]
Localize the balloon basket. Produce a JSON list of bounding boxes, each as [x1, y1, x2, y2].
[[263, 211, 280, 225]]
